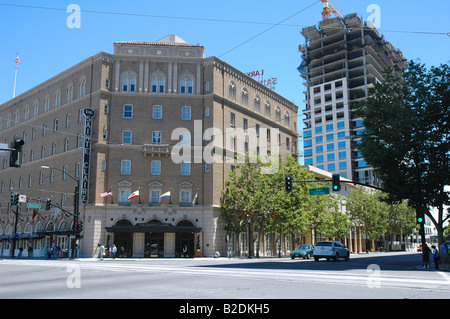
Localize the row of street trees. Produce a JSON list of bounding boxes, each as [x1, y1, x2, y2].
[[354, 60, 449, 245], [220, 155, 416, 256]]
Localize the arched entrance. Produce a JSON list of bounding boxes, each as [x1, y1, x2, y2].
[[175, 220, 195, 258], [113, 220, 133, 258]]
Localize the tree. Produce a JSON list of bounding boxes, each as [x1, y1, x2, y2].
[[354, 60, 450, 245]]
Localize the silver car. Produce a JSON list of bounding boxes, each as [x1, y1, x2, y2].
[[313, 241, 350, 261]]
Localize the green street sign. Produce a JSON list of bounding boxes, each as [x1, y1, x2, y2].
[[27, 203, 41, 209], [309, 187, 330, 196]]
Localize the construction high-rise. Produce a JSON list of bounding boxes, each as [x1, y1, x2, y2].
[[298, 11, 407, 185]]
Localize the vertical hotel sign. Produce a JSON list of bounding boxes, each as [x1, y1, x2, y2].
[[81, 108, 95, 204]]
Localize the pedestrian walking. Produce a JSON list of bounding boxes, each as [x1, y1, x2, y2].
[[440, 242, 449, 269], [422, 244, 430, 269], [432, 245, 440, 270], [110, 244, 117, 259], [99, 244, 105, 260]]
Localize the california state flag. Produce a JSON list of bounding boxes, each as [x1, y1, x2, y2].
[[128, 190, 139, 200]]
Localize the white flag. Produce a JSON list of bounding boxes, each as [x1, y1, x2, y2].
[[128, 190, 139, 200]]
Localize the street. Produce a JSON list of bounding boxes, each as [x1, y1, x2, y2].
[[1, 252, 449, 302]]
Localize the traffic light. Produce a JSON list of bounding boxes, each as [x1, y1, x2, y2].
[[332, 174, 341, 192], [45, 198, 52, 210], [76, 220, 83, 233], [416, 210, 424, 225], [10, 137, 24, 168], [10, 193, 19, 205], [285, 175, 293, 193]]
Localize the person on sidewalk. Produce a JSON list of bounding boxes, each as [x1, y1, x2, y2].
[[440, 242, 449, 269], [422, 244, 431, 269], [432, 245, 440, 270]]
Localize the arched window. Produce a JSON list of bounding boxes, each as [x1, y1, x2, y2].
[[228, 81, 236, 101]]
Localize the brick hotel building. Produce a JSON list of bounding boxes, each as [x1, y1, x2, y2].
[[0, 35, 298, 258]]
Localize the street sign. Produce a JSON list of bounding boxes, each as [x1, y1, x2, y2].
[[309, 187, 330, 196], [19, 194, 27, 203], [27, 203, 41, 209]]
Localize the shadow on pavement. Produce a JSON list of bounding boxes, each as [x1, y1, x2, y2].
[[196, 253, 425, 272]]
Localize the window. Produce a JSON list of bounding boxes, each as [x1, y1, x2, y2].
[[151, 160, 161, 175], [265, 102, 271, 118], [181, 106, 191, 120], [188, 79, 193, 94], [55, 92, 61, 107], [79, 80, 86, 97], [123, 105, 133, 118], [159, 77, 165, 93], [152, 131, 161, 144], [284, 112, 290, 127], [205, 82, 210, 92], [63, 166, 68, 180], [41, 146, 46, 159], [43, 123, 47, 136], [181, 132, 191, 146], [276, 107, 281, 122], [52, 142, 57, 155], [242, 89, 248, 107], [180, 79, 186, 94], [121, 160, 131, 175], [122, 76, 128, 92], [66, 114, 71, 127], [228, 82, 236, 101], [66, 86, 73, 103], [150, 190, 161, 205], [39, 172, 44, 185], [180, 78, 193, 94], [243, 118, 248, 132], [181, 162, 191, 176], [122, 130, 132, 144], [180, 191, 191, 205], [152, 105, 162, 119], [75, 163, 81, 177], [65, 138, 70, 151], [254, 96, 261, 113], [151, 77, 157, 93], [130, 77, 136, 92], [230, 113, 235, 127], [53, 119, 59, 132], [44, 98, 50, 113], [120, 190, 130, 205]]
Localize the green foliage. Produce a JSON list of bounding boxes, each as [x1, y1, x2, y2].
[[220, 154, 349, 242], [354, 60, 449, 244]]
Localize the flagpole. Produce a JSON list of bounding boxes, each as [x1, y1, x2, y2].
[[13, 61, 18, 98], [13, 51, 19, 98]]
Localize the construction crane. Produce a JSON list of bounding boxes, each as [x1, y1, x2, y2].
[[320, 0, 350, 31], [321, 0, 343, 21]]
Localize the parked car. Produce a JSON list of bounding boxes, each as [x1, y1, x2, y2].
[[313, 241, 350, 261], [290, 244, 314, 259]]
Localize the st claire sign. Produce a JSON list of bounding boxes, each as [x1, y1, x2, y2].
[[81, 108, 95, 204]]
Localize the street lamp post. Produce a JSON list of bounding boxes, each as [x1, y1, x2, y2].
[[41, 166, 80, 259]]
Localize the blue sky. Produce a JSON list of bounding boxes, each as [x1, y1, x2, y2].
[[0, 0, 449, 113]]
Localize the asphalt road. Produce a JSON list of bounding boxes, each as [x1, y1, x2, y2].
[[1, 251, 449, 304]]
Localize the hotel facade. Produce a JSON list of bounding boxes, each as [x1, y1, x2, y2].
[[0, 35, 298, 258]]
